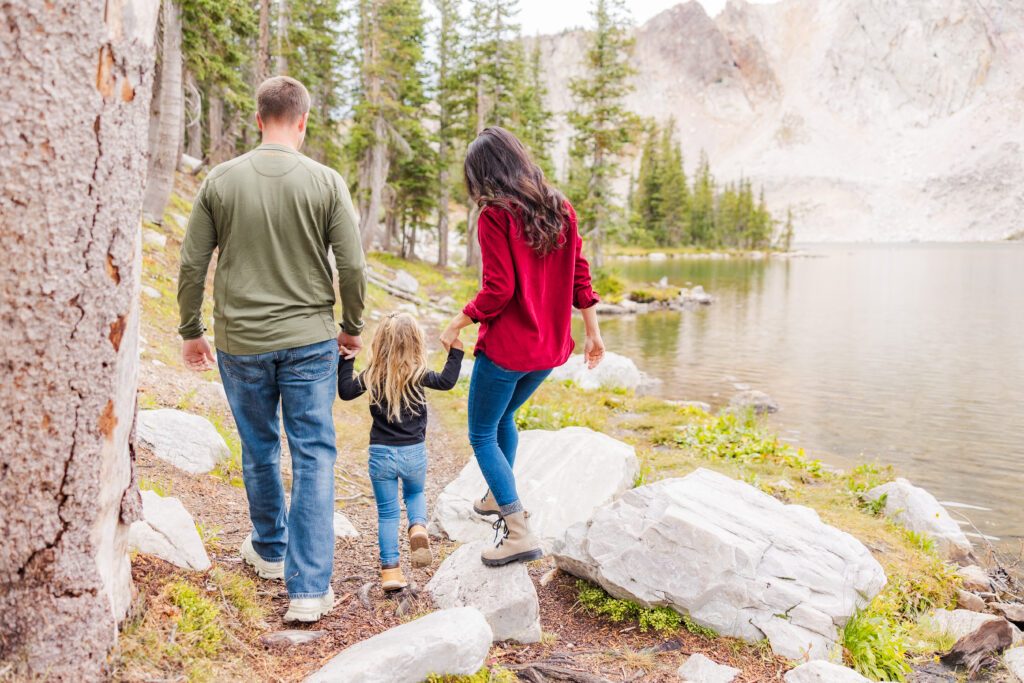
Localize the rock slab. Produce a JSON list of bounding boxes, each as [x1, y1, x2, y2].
[[920, 609, 1023, 645], [303, 607, 491, 683], [427, 541, 541, 643], [548, 351, 647, 391], [430, 427, 638, 552], [551, 468, 886, 661], [137, 409, 230, 475], [261, 630, 325, 647], [129, 490, 211, 571], [677, 653, 739, 683], [1004, 647, 1024, 682], [865, 478, 971, 560], [783, 661, 873, 682]]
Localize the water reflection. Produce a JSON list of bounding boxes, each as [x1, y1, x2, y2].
[[576, 244, 1024, 543]]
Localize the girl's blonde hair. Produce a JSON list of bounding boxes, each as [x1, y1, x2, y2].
[[363, 312, 429, 422]]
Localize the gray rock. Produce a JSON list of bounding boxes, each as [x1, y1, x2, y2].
[[304, 607, 491, 683], [261, 630, 325, 647], [1004, 646, 1024, 682], [551, 468, 885, 661], [333, 512, 359, 539], [426, 541, 540, 643], [958, 565, 992, 592], [137, 409, 230, 475], [180, 153, 202, 171], [864, 478, 971, 560], [783, 661, 873, 682], [430, 427, 638, 553], [548, 351, 648, 391], [991, 603, 1024, 625], [677, 653, 739, 683], [392, 270, 419, 294], [141, 285, 161, 299], [728, 389, 779, 414], [142, 228, 167, 249], [957, 589, 987, 613], [128, 490, 210, 571], [919, 609, 1023, 645], [167, 212, 188, 229], [436, 295, 457, 309], [395, 302, 418, 317]]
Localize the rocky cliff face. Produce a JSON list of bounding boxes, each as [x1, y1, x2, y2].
[[534, 0, 1024, 242]]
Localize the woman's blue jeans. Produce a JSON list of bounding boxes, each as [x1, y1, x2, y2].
[[467, 352, 552, 515], [218, 338, 338, 599], [368, 443, 428, 565]]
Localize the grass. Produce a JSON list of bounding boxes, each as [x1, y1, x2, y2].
[[426, 665, 517, 683], [138, 476, 173, 497], [574, 579, 716, 637], [841, 607, 912, 681]]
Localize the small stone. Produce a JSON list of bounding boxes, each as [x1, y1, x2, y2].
[[957, 590, 987, 613], [129, 490, 211, 571], [437, 295, 457, 309], [728, 390, 779, 414], [783, 661, 873, 682], [940, 618, 1015, 673], [334, 511, 359, 539], [771, 479, 794, 491], [142, 228, 167, 249], [426, 541, 540, 643], [677, 653, 739, 683], [864, 478, 971, 560], [958, 565, 992, 592], [539, 568, 559, 587], [152, 360, 164, 367], [304, 607, 491, 683], [168, 212, 188, 228], [990, 603, 1024, 625], [141, 285, 161, 299], [261, 630, 325, 647]]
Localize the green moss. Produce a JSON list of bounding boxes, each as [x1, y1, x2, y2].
[[575, 579, 715, 637], [426, 665, 517, 683], [167, 581, 223, 658], [138, 476, 173, 497]]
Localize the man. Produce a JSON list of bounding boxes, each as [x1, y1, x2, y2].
[[177, 76, 365, 622]]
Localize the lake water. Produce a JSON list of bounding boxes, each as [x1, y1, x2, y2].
[[588, 244, 1024, 545]]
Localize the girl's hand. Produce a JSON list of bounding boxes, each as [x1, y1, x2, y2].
[[584, 332, 605, 369], [439, 325, 460, 352], [451, 337, 464, 351]]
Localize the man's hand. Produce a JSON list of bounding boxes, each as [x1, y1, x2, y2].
[[183, 337, 216, 372], [584, 333, 605, 370], [338, 331, 363, 359]]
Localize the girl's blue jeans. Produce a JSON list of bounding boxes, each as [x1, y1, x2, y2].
[[368, 442, 428, 565], [467, 351, 552, 515]]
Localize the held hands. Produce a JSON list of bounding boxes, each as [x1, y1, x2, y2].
[[338, 331, 363, 360], [439, 325, 460, 352], [584, 332, 605, 370], [183, 337, 216, 372], [450, 337, 464, 351]]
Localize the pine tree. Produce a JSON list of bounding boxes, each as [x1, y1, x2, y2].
[[510, 40, 555, 177], [655, 121, 690, 245], [433, 0, 463, 267], [566, 0, 641, 267], [629, 126, 663, 244], [690, 150, 716, 246]]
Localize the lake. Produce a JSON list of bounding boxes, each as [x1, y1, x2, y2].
[[586, 244, 1024, 545]]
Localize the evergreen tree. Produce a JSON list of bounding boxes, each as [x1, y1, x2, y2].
[[566, 0, 641, 267], [629, 126, 663, 243], [689, 150, 716, 246], [509, 41, 555, 176], [433, 0, 463, 267], [655, 121, 690, 245]]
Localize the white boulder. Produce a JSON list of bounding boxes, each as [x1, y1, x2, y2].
[[180, 153, 202, 171], [304, 607, 491, 683], [728, 390, 779, 414], [1004, 647, 1024, 682], [129, 490, 210, 571], [784, 661, 873, 682], [430, 427, 638, 552], [333, 512, 359, 539], [142, 228, 167, 249], [919, 609, 1022, 644], [551, 468, 886, 661], [426, 541, 541, 643], [677, 653, 739, 683], [137, 409, 230, 475], [392, 270, 419, 294], [548, 351, 646, 391], [864, 478, 971, 560], [141, 285, 162, 299]]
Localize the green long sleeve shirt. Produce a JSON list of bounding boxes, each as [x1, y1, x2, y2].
[[177, 143, 366, 355]]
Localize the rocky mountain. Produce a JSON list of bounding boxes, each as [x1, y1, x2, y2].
[[533, 0, 1024, 242]]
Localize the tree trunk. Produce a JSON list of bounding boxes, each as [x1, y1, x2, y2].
[[142, 0, 183, 223], [257, 0, 270, 83], [0, 0, 158, 678], [275, 0, 288, 74], [466, 202, 481, 269], [208, 93, 224, 163], [357, 2, 387, 252], [184, 68, 202, 159], [436, 165, 449, 267]]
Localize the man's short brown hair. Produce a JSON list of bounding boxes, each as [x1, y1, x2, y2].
[[256, 76, 311, 123]]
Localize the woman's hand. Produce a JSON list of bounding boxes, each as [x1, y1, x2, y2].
[[584, 332, 605, 369], [440, 311, 473, 351]]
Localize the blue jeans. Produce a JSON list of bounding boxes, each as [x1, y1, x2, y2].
[[218, 338, 338, 599], [368, 443, 428, 565], [467, 352, 552, 515]]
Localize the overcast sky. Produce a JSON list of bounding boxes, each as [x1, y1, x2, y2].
[[516, 0, 776, 35]]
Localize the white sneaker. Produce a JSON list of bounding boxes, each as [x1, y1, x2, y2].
[[283, 586, 336, 623], [239, 536, 284, 580]]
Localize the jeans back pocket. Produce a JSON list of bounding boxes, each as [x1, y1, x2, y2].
[[221, 356, 265, 384]]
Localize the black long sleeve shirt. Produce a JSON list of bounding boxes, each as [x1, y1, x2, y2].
[[338, 347, 464, 446]]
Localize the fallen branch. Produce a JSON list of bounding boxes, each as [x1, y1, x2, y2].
[[508, 662, 613, 683], [365, 269, 457, 315]]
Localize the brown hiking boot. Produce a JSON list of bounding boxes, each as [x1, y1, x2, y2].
[[409, 524, 432, 568], [481, 510, 543, 567], [473, 489, 501, 518], [381, 564, 408, 592]]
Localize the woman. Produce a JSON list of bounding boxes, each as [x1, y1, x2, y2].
[[440, 127, 605, 567]]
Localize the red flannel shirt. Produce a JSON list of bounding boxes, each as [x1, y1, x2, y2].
[[463, 202, 599, 372]]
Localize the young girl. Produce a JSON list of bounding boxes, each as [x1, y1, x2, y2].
[[338, 312, 463, 591]]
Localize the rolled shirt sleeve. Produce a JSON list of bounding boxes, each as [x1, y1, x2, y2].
[[568, 203, 600, 310], [463, 208, 516, 323]]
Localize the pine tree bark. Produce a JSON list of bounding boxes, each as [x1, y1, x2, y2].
[[184, 68, 202, 159], [436, 165, 449, 267], [257, 0, 270, 83], [208, 93, 224, 163], [357, 0, 388, 251], [275, 0, 288, 74], [142, 0, 183, 222], [0, 0, 158, 678]]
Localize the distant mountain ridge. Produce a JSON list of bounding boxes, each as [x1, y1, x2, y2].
[[533, 0, 1024, 242]]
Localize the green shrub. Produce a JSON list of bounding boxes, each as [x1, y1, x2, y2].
[[592, 267, 628, 302], [574, 580, 714, 637], [841, 608, 911, 681], [167, 581, 223, 657]]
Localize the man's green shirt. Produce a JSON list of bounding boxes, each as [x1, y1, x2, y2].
[[177, 143, 366, 355]]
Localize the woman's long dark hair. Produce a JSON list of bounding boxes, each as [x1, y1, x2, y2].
[[464, 127, 570, 256]]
